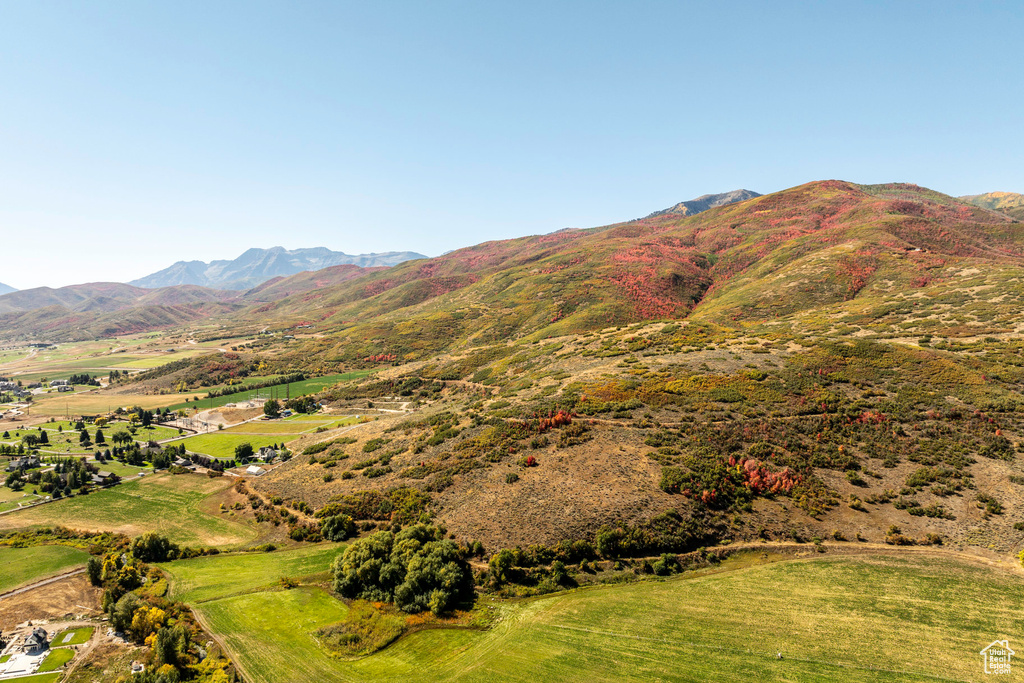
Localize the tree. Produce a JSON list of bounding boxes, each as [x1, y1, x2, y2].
[[263, 399, 281, 418], [86, 557, 103, 586], [234, 443, 254, 462], [94, 429, 105, 445], [488, 549, 515, 586], [321, 514, 356, 542], [130, 532, 179, 563], [331, 524, 473, 616]]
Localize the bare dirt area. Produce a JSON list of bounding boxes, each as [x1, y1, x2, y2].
[[0, 573, 102, 631], [435, 425, 683, 548], [64, 639, 146, 683]]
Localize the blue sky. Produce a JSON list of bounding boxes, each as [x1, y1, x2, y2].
[[1, 1, 1022, 289]]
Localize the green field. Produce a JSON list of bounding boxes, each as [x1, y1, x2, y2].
[[0, 473, 258, 547], [178, 414, 359, 458], [37, 647, 76, 672], [0, 545, 91, 594], [166, 371, 375, 413], [52, 626, 95, 646], [193, 552, 1024, 683], [161, 544, 344, 604], [179, 433, 287, 459], [0, 492, 44, 513]]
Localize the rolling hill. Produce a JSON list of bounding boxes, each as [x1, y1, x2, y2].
[[961, 191, 1024, 221], [229, 180, 1023, 364], [130, 246, 427, 290], [0, 264, 382, 341], [101, 179, 1024, 556]]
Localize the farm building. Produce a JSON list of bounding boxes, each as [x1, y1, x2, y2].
[[245, 465, 266, 476]]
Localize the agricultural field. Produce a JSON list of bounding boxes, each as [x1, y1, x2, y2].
[[28, 391, 198, 417], [193, 551, 1024, 683], [179, 433, 287, 459], [161, 543, 344, 603], [0, 473, 259, 547], [165, 371, 375, 413], [0, 545, 91, 594], [179, 416, 358, 458], [0, 489, 44, 513]]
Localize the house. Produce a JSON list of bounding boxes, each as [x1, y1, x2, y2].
[[49, 379, 69, 387], [0, 381, 16, 391], [91, 470, 116, 485], [23, 627, 49, 654], [981, 640, 1015, 675], [257, 446, 278, 462], [245, 465, 266, 476], [6, 455, 40, 472], [57, 385, 74, 393], [173, 457, 194, 470]]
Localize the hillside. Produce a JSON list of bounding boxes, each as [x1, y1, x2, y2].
[[131, 246, 427, 290], [0, 282, 15, 296], [229, 180, 1022, 364], [19, 180, 1024, 557], [0, 264, 381, 341], [191, 180, 1024, 557], [961, 191, 1024, 221], [241, 264, 386, 303]]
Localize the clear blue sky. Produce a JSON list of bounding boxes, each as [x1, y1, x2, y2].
[[1, 1, 1022, 289]]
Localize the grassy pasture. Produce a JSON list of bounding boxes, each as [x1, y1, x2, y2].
[[179, 433, 286, 459], [30, 391, 199, 417], [161, 543, 344, 604], [0, 492, 44, 513], [0, 545, 91, 594], [0, 473, 258, 547], [165, 371, 375, 413], [194, 552, 1024, 683]]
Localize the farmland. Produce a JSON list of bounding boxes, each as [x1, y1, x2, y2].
[[0, 545, 91, 594], [192, 550, 1024, 683], [0, 473, 258, 547], [164, 371, 375, 413], [161, 543, 344, 603], [179, 415, 359, 458]]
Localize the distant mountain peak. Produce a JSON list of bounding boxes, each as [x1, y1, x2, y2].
[[0, 282, 16, 296], [645, 189, 761, 219], [130, 246, 427, 290], [960, 192, 1024, 221]]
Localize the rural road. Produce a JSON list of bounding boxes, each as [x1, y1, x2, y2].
[[0, 568, 86, 601]]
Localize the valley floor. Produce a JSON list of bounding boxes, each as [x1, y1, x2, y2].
[[165, 547, 1023, 683]]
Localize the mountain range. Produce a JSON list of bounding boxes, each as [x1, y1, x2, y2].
[[0, 283, 15, 296], [129, 246, 427, 290]]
